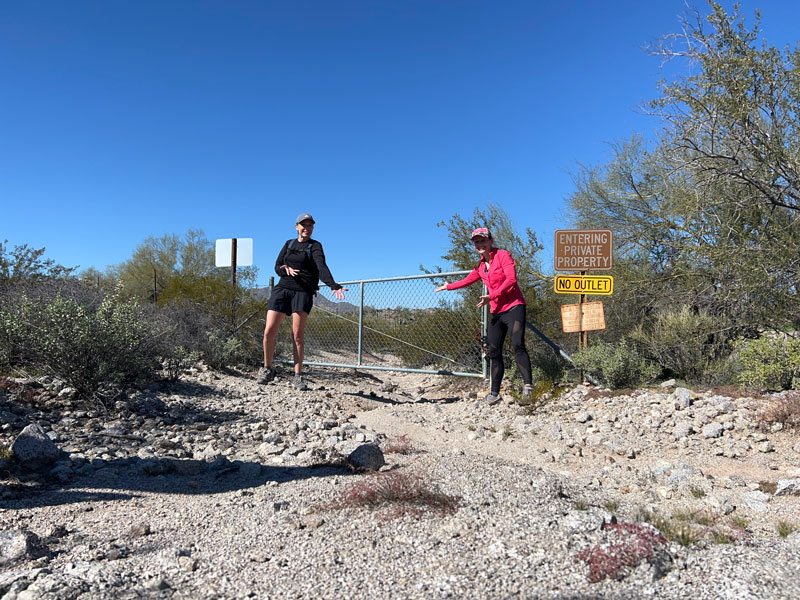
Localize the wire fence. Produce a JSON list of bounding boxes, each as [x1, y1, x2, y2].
[[271, 271, 488, 377]]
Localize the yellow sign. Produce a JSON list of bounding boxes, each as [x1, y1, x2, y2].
[[561, 302, 606, 333], [554, 274, 613, 295]]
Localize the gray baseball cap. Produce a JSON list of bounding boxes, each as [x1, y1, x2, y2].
[[296, 213, 315, 224]]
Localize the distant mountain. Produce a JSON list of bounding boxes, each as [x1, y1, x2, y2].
[[251, 286, 359, 314]]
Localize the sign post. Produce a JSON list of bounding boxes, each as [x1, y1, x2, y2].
[[216, 238, 254, 330], [554, 229, 613, 353]]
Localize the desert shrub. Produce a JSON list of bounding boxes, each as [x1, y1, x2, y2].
[[735, 335, 800, 390], [572, 339, 660, 389], [575, 522, 668, 583], [323, 471, 460, 519], [155, 300, 261, 369], [755, 391, 800, 430], [528, 343, 567, 383], [391, 307, 482, 370], [0, 288, 162, 398], [161, 346, 203, 381], [630, 306, 722, 382]]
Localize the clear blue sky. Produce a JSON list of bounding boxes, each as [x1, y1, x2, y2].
[[2, 1, 798, 286]]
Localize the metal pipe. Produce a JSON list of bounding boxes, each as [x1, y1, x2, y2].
[[357, 281, 365, 366]]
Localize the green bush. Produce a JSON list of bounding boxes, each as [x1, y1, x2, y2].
[[528, 344, 567, 384], [572, 339, 660, 389], [735, 335, 800, 390], [0, 288, 162, 399], [630, 306, 721, 382]]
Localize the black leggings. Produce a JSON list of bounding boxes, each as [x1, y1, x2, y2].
[[487, 304, 532, 394]]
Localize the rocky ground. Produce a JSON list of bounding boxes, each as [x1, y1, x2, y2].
[[1, 365, 799, 599]]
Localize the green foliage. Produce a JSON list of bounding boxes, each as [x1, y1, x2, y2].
[[0, 288, 162, 399], [429, 204, 549, 316], [572, 339, 659, 389], [0, 240, 75, 283], [630, 306, 722, 382], [735, 335, 800, 390], [161, 346, 203, 381], [567, 3, 800, 374]]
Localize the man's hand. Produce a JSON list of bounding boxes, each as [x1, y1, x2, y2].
[[332, 287, 348, 301]]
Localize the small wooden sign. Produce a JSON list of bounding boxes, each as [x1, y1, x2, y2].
[[554, 274, 613, 295], [561, 301, 606, 333]]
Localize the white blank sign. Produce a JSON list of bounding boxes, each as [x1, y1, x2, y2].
[[215, 238, 253, 267]]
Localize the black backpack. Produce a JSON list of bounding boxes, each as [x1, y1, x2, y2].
[[289, 239, 314, 261]]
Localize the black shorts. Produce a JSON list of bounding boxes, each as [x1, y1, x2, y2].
[[267, 287, 314, 315]]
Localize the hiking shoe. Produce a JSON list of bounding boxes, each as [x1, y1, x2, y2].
[[257, 366, 276, 384], [521, 384, 534, 401], [483, 392, 501, 405], [293, 375, 309, 391]]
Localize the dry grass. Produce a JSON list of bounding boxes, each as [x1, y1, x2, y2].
[[776, 520, 798, 538], [382, 435, 422, 455], [321, 471, 460, 519]]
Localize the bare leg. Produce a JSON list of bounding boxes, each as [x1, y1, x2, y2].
[[263, 310, 286, 367], [291, 311, 309, 374]]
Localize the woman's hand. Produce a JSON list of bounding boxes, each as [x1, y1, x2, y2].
[[282, 265, 300, 277], [434, 284, 448, 292], [476, 294, 490, 308], [332, 287, 348, 301]]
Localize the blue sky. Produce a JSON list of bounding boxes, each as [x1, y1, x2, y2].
[[2, 1, 798, 287]]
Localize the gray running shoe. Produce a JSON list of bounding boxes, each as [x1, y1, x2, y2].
[[521, 384, 534, 401], [257, 366, 276, 384], [483, 392, 501, 405], [293, 374, 309, 391]]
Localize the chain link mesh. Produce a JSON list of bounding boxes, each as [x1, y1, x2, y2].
[[271, 272, 486, 376]]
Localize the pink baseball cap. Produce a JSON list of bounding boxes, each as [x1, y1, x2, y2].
[[471, 227, 491, 239]]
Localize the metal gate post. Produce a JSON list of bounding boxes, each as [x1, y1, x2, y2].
[[357, 281, 365, 366], [482, 284, 489, 379]]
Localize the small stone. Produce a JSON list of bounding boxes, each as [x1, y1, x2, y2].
[[775, 479, 800, 496], [0, 530, 44, 566], [702, 423, 724, 439], [178, 556, 198, 572], [127, 523, 151, 538]]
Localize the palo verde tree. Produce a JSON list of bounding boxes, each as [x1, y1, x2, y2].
[[568, 1, 800, 354]]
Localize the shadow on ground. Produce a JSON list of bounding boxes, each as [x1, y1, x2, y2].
[[1, 456, 355, 510]]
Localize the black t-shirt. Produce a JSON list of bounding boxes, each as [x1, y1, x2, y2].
[[273, 238, 341, 294]]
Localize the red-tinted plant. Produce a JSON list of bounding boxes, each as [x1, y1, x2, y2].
[[575, 522, 668, 583]]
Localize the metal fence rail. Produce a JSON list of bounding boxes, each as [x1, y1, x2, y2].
[[272, 271, 488, 377]]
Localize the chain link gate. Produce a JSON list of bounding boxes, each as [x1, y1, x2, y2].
[[270, 272, 488, 377]]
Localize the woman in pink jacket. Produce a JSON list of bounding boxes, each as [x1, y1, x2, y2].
[[435, 227, 533, 404]]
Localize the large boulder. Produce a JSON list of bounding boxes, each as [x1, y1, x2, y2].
[[10, 424, 62, 471], [347, 444, 385, 471]]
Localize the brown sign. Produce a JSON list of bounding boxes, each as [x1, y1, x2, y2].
[[554, 229, 613, 271], [561, 301, 606, 333]]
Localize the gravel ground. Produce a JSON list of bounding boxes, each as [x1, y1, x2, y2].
[[1, 366, 799, 599]]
